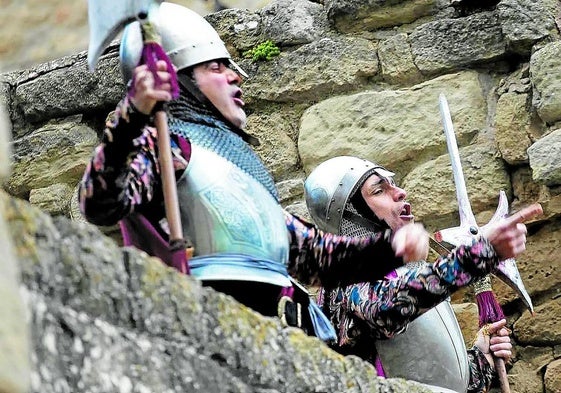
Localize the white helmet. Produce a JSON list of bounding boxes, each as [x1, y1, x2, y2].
[[119, 2, 247, 81], [304, 156, 395, 236]]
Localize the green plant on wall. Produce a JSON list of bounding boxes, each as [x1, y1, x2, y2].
[[243, 40, 280, 62]]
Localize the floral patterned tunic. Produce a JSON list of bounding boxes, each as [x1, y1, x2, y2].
[[80, 97, 498, 392]]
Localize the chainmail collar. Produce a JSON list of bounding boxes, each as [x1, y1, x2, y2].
[[167, 84, 278, 201], [168, 74, 259, 146]]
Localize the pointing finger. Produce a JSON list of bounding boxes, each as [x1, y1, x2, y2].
[[504, 203, 543, 226]]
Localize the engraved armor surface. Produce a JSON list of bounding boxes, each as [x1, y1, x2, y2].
[[175, 141, 290, 287]]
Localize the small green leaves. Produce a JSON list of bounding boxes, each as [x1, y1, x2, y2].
[[243, 40, 280, 62]]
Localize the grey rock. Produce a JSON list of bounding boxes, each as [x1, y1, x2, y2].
[[6, 117, 98, 197], [2, 193, 432, 393], [244, 36, 378, 103], [528, 128, 561, 186], [206, 8, 264, 53], [261, 0, 330, 46], [530, 41, 561, 124], [0, 196, 30, 393], [498, 0, 556, 55], [411, 11, 506, 75], [325, 0, 437, 33], [29, 183, 74, 217], [14, 49, 123, 125]]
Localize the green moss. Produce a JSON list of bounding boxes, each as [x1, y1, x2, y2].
[[243, 40, 280, 62]]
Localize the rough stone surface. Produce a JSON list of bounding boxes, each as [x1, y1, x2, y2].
[[403, 144, 510, 231], [325, 0, 437, 33], [29, 183, 74, 217], [243, 36, 379, 103], [299, 71, 486, 181], [495, 92, 535, 165], [410, 12, 506, 75], [451, 302, 479, 349], [530, 41, 561, 125], [514, 297, 561, 345], [260, 0, 330, 46], [527, 128, 561, 186], [2, 191, 431, 393], [247, 111, 300, 180], [206, 8, 264, 55], [545, 358, 561, 393], [498, 0, 557, 55], [12, 50, 123, 127], [378, 33, 424, 86], [0, 193, 29, 393], [486, 211, 561, 308], [6, 117, 98, 197]]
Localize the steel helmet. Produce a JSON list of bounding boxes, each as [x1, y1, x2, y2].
[[304, 156, 395, 236], [119, 2, 247, 82]]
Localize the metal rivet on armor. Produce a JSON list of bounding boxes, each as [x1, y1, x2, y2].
[[469, 226, 479, 235]]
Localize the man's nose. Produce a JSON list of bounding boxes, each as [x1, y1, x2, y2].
[[393, 186, 406, 201], [227, 68, 242, 84]]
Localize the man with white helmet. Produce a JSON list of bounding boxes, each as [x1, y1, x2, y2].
[[79, 2, 531, 351], [79, 2, 414, 339], [304, 156, 528, 393]]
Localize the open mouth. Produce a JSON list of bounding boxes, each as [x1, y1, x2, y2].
[[399, 203, 413, 219], [233, 89, 244, 106]]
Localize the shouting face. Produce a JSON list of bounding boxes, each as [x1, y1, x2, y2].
[[360, 172, 414, 231], [193, 60, 247, 129]]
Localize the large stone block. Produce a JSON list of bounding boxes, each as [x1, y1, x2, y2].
[[498, 0, 556, 55], [514, 297, 561, 345], [403, 144, 510, 230], [244, 36, 379, 103], [530, 41, 561, 124], [325, 0, 437, 33], [410, 12, 506, 75], [528, 128, 561, 186], [298, 71, 486, 181], [6, 117, 98, 197]]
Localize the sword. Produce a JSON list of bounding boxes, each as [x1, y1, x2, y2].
[[434, 93, 534, 393]]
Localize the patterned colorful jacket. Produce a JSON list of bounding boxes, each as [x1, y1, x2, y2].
[[81, 97, 499, 392]]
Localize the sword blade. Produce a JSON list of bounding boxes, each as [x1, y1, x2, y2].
[[438, 93, 477, 229]]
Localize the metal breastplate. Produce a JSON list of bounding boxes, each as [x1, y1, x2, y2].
[[375, 300, 469, 393], [175, 142, 290, 286]]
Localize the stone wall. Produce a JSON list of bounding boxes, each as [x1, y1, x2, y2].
[[1, 0, 561, 392], [1, 191, 429, 392]]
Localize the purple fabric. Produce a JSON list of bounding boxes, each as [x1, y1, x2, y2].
[[141, 41, 179, 99], [280, 286, 294, 299], [375, 356, 386, 377], [475, 290, 504, 327], [120, 213, 189, 274]]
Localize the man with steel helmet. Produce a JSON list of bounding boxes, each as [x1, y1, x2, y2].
[[305, 156, 520, 393], [78, 3, 425, 340], [78, 1, 528, 355]]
